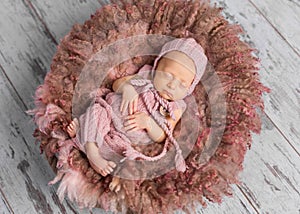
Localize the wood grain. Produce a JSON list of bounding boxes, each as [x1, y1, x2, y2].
[[212, 0, 300, 213], [0, 189, 12, 214], [238, 114, 300, 213], [0, 0, 56, 109], [29, 0, 102, 41], [249, 0, 300, 55], [213, 0, 300, 155], [195, 185, 258, 214], [0, 0, 99, 213], [0, 64, 92, 213]]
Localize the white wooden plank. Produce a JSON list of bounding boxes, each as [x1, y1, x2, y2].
[[0, 58, 89, 214], [249, 0, 300, 55], [0, 192, 12, 214], [0, 0, 57, 108], [0, 1, 113, 212], [237, 114, 300, 213], [194, 115, 300, 214], [195, 185, 258, 214], [211, 0, 300, 213], [212, 0, 300, 155], [29, 0, 102, 41]]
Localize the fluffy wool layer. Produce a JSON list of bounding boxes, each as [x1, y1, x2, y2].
[[28, 0, 270, 213]]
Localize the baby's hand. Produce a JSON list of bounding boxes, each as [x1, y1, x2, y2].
[[124, 112, 150, 133], [120, 84, 138, 115]]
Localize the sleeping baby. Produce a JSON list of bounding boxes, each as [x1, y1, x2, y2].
[[66, 38, 207, 190]]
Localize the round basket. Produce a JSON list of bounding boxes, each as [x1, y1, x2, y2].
[[29, 0, 270, 213]]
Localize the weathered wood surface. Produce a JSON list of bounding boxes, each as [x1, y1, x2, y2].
[[249, 0, 300, 55], [0, 191, 12, 214], [213, 0, 300, 212], [0, 0, 99, 213], [0, 64, 90, 213], [214, 0, 300, 154], [29, 0, 101, 41], [239, 114, 300, 213], [0, 0, 299, 213], [0, 0, 55, 108]]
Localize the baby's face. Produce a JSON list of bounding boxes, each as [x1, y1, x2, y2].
[[153, 57, 195, 101]]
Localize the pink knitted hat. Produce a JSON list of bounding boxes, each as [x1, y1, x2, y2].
[[152, 38, 207, 96]]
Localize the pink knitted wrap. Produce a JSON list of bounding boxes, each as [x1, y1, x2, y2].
[[74, 63, 192, 173]]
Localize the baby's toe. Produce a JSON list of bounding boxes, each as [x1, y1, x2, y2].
[[103, 166, 110, 174], [108, 161, 117, 168], [106, 166, 114, 173], [109, 182, 117, 192], [109, 183, 114, 191], [100, 170, 108, 177], [115, 184, 121, 193]]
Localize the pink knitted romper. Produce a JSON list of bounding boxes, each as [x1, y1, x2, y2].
[[73, 38, 207, 172], [74, 65, 186, 160]]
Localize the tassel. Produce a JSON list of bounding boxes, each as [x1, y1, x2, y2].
[[175, 151, 187, 172]]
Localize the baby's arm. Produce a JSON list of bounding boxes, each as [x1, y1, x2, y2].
[[112, 74, 136, 92], [112, 74, 139, 115], [146, 109, 183, 142]]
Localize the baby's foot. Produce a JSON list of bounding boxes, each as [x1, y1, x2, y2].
[[89, 156, 117, 177], [109, 177, 121, 193], [67, 118, 79, 138]]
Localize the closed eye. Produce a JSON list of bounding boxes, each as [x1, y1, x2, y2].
[[163, 72, 173, 80], [179, 81, 189, 89]]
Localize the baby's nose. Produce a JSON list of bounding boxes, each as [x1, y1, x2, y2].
[[167, 79, 177, 89]]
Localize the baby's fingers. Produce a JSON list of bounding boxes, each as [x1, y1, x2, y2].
[[129, 100, 134, 115], [120, 100, 129, 114], [125, 114, 136, 120], [124, 123, 137, 132], [133, 98, 138, 113], [129, 97, 138, 115], [127, 127, 140, 133], [123, 119, 135, 127]]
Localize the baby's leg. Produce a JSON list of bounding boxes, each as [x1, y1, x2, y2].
[[72, 103, 117, 176], [67, 118, 79, 138], [86, 148, 116, 176]]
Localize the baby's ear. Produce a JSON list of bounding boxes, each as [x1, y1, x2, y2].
[[157, 57, 166, 66]]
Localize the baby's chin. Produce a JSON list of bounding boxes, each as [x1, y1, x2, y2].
[[158, 90, 177, 101]]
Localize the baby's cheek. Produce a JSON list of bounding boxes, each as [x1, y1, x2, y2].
[[154, 78, 167, 90], [173, 88, 186, 100]]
